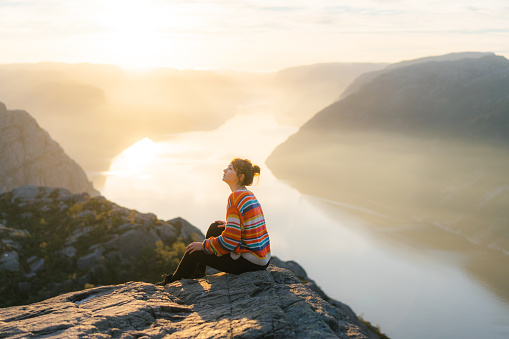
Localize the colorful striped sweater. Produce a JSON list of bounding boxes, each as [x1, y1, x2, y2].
[[202, 189, 271, 265]]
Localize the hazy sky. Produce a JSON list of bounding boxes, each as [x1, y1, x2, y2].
[[1, 0, 508, 70]]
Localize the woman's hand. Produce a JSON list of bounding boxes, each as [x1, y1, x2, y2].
[[186, 242, 204, 254], [215, 220, 226, 227]]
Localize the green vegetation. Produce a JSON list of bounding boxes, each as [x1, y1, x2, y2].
[[0, 187, 202, 308], [358, 315, 391, 339]]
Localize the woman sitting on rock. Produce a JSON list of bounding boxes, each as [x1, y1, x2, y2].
[[157, 158, 271, 285]]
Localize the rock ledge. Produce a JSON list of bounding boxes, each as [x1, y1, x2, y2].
[[0, 267, 367, 338]]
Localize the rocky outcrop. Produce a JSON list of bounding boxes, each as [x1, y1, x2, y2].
[[0, 267, 369, 338], [0, 102, 99, 196], [0, 186, 385, 337], [0, 186, 203, 308], [269, 257, 382, 338]]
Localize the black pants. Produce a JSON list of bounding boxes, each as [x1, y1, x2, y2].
[[170, 222, 269, 281]]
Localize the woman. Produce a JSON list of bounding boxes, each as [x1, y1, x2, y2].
[[157, 158, 271, 285]]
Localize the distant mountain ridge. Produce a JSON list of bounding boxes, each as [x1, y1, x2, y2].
[[339, 52, 496, 99], [0, 102, 98, 196], [308, 54, 509, 142], [267, 53, 509, 254], [272, 62, 388, 125]]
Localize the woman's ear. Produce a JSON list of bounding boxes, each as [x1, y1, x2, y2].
[[238, 173, 245, 185]]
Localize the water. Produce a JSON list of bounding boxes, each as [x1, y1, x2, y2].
[[98, 111, 509, 339]]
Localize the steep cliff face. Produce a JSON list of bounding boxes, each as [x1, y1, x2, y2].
[[0, 102, 98, 196], [267, 53, 509, 254], [0, 267, 370, 339]]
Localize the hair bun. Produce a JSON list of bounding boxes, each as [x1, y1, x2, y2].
[[253, 165, 261, 175]]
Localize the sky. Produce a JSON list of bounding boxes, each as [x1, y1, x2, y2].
[[0, 0, 508, 71]]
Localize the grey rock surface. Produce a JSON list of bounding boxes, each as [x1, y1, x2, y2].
[[28, 257, 45, 274], [0, 251, 19, 272], [169, 217, 202, 241], [58, 246, 77, 259], [269, 257, 381, 339], [0, 103, 99, 196], [0, 267, 368, 339], [76, 247, 104, 270]]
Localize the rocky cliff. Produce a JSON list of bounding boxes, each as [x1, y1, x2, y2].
[[0, 102, 98, 196], [0, 186, 203, 308], [267, 53, 509, 254], [0, 185, 384, 338], [0, 267, 370, 339]]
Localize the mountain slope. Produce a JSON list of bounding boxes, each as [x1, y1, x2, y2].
[[0, 186, 203, 307], [272, 62, 388, 125], [0, 103, 98, 196], [267, 53, 509, 254]]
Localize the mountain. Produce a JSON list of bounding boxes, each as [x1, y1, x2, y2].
[[339, 52, 495, 99], [267, 53, 509, 254], [0, 267, 374, 339], [0, 103, 98, 196], [272, 62, 388, 125]]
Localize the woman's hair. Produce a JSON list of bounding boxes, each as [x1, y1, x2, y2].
[[231, 158, 260, 186]]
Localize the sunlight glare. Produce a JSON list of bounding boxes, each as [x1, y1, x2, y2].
[[108, 137, 159, 180], [95, 0, 172, 69]]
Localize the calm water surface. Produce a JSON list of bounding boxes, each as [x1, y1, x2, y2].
[[98, 112, 509, 339]]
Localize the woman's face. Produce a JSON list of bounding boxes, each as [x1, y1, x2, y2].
[[222, 163, 239, 185]]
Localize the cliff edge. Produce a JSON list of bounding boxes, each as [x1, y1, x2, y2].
[[0, 267, 368, 338]]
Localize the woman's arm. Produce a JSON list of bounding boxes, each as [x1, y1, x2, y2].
[[203, 199, 242, 255]]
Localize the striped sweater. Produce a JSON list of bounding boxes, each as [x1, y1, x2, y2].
[[203, 189, 271, 265]]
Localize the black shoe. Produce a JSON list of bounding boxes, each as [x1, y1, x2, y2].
[[156, 273, 173, 286]]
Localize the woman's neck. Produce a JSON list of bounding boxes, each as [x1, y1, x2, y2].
[[229, 183, 246, 192]]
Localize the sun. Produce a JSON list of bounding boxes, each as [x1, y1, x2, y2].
[[95, 1, 172, 69]]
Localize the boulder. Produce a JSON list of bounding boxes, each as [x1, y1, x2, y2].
[[10, 185, 40, 203], [57, 246, 77, 259], [76, 248, 104, 270], [0, 267, 368, 338], [153, 222, 179, 243], [0, 251, 19, 272], [2, 239, 21, 251], [115, 228, 160, 259], [170, 217, 205, 241], [28, 257, 45, 274]]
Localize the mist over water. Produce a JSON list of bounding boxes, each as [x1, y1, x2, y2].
[[99, 111, 509, 339]]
